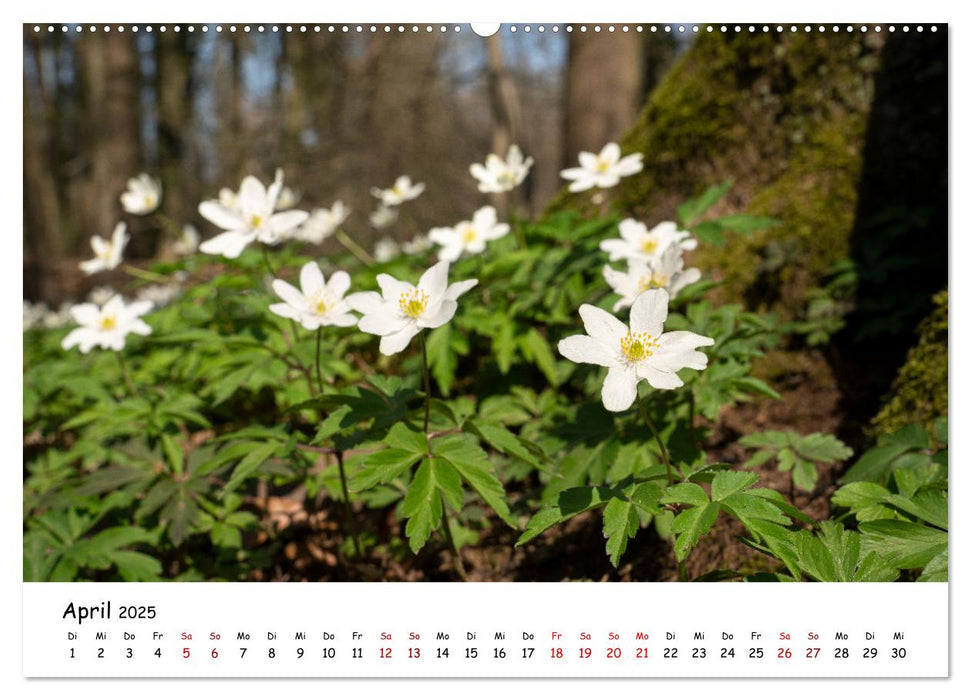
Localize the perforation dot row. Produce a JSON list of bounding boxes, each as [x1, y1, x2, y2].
[[31, 24, 940, 35]]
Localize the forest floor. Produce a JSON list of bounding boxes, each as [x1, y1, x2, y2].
[[247, 350, 855, 583]]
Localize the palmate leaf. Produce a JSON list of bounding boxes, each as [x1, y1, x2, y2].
[[859, 520, 947, 570], [740, 430, 852, 491], [789, 522, 898, 582], [401, 459, 443, 552], [517, 486, 619, 546], [602, 482, 665, 566], [350, 449, 422, 492], [433, 434, 516, 528], [663, 470, 792, 563], [469, 420, 547, 471]]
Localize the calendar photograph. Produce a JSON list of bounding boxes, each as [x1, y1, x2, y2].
[[23, 22, 948, 594]]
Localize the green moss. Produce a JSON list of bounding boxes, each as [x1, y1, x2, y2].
[[553, 31, 883, 320], [870, 290, 948, 437]]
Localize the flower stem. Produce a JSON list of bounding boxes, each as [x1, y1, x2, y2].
[[115, 353, 136, 397], [336, 450, 362, 559], [335, 228, 375, 266], [123, 264, 168, 284], [260, 245, 277, 277], [439, 493, 468, 581], [314, 327, 324, 396], [638, 396, 674, 485], [418, 330, 432, 435]]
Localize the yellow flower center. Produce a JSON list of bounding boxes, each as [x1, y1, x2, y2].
[[461, 226, 478, 244], [595, 158, 611, 173], [398, 289, 429, 319], [99, 314, 117, 331], [309, 291, 334, 316], [638, 273, 669, 292], [249, 214, 264, 229], [620, 331, 659, 363], [640, 237, 659, 255]]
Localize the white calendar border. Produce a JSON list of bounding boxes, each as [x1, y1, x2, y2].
[[5, 0, 966, 696]]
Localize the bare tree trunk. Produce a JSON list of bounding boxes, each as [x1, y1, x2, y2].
[[563, 32, 644, 164], [157, 31, 192, 233], [79, 32, 141, 248], [24, 75, 65, 302], [486, 34, 522, 214]]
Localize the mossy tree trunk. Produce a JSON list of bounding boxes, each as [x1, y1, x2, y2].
[[555, 28, 947, 430]]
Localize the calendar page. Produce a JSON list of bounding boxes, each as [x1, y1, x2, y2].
[[19, 8, 954, 693]]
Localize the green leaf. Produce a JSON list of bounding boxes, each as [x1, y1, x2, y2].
[[831, 482, 896, 522], [710, 471, 759, 502], [791, 458, 818, 491], [433, 458, 465, 512], [470, 421, 544, 469], [435, 434, 515, 528], [672, 503, 720, 562], [518, 328, 559, 386], [517, 486, 619, 546], [860, 520, 947, 570], [383, 423, 429, 455], [492, 321, 517, 374], [222, 442, 279, 494], [401, 459, 443, 552], [882, 491, 948, 530], [602, 497, 639, 567], [677, 180, 732, 226], [160, 433, 184, 476], [661, 482, 709, 507], [426, 325, 458, 396], [109, 551, 162, 581], [917, 550, 948, 582], [351, 449, 422, 492]]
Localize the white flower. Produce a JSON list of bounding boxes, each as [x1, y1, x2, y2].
[[136, 283, 181, 308], [88, 286, 116, 306], [558, 289, 714, 412], [370, 205, 399, 230], [198, 174, 309, 258], [120, 174, 162, 215], [61, 294, 153, 354], [80, 222, 129, 275], [469, 144, 534, 193], [428, 206, 510, 262], [23, 301, 48, 331], [560, 142, 643, 192], [346, 261, 477, 356], [600, 219, 697, 263], [402, 233, 434, 255], [371, 175, 425, 206], [269, 262, 357, 331], [373, 236, 401, 262], [276, 186, 300, 211], [172, 224, 200, 256], [603, 245, 702, 311], [43, 303, 73, 329], [296, 202, 349, 244]]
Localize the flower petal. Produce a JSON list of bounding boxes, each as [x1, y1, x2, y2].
[[272, 279, 306, 309], [238, 176, 267, 212], [69, 303, 100, 327], [629, 288, 669, 337], [376, 274, 412, 302], [444, 279, 478, 301], [199, 230, 254, 258], [326, 270, 351, 299], [418, 260, 450, 301], [557, 334, 616, 367], [419, 299, 457, 329], [601, 366, 639, 412], [638, 363, 684, 390], [199, 201, 244, 231], [600, 142, 621, 164], [269, 210, 309, 236], [269, 302, 302, 322], [578, 304, 627, 347], [379, 323, 419, 355], [359, 311, 407, 336], [345, 291, 384, 315], [299, 262, 325, 297]]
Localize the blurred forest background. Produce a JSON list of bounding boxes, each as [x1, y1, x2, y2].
[[23, 25, 684, 303]]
